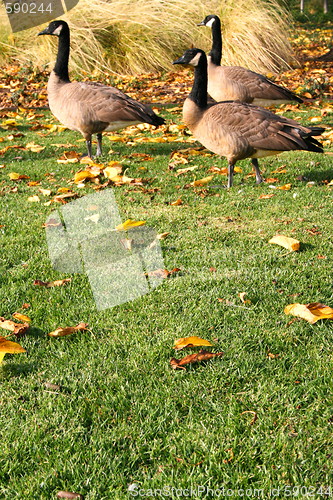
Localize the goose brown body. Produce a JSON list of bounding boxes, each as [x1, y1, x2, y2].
[[173, 49, 323, 187], [39, 21, 164, 157], [198, 15, 303, 106]]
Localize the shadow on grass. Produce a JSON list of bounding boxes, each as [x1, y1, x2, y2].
[[1, 361, 38, 379], [301, 168, 333, 182]]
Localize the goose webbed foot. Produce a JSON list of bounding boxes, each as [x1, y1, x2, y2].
[[251, 158, 263, 184]]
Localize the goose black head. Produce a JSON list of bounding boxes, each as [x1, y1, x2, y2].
[[197, 15, 220, 28], [173, 48, 205, 67], [38, 20, 69, 37]]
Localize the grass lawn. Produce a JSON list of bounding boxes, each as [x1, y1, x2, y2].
[[0, 93, 333, 498]]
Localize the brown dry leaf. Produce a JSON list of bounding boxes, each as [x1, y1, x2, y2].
[[170, 198, 182, 206], [25, 142, 45, 153], [146, 268, 181, 279], [56, 491, 84, 499], [57, 151, 81, 163], [269, 235, 300, 252], [156, 232, 170, 240], [48, 322, 88, 338], [190, 176, 214, 187], [0, 317, 30, 336], [284, 302, 333, 324], [12, 312, 31, 323], [34, 278, 71, 288], [9, 172, 30, 181], [0, 335, 26, 363], [241, 411, 258, 425], [259, 193, 275, 199], [170, 349, 223, 370], [174, 336, 214, 350], [54, 192, 77, 203]]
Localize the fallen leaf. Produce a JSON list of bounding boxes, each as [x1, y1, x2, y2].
[[12, 312, 31, 323], [269, 235, 300, 252], [156, 232, 170, 240], [259, 193, 275, 199], [238, 292, 251, 304], [170, 349, 223, 370], [0, 335, 26, 363], [174, 336, 214, 350], [284, 302, 333, 324], [115, 219, 146, 231], [33, 278, 71, 288], [56, 492, 84, 500], [48, 322, 88, 338], [170, 198, 182, 206], [39, 188, 52, 196], [0, 317, 30, 336], [276, 183, 292, 190], [27, 195, 40, 203], [9, 172, 29, 181], [57, 151, 81, 163], [146, 268, 181, 279], [190, 176, 214, 187], [74, 170, 99, 183]]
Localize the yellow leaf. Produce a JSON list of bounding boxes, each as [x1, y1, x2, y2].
[[103, 165, 123, 180], [0, 336, 26, 363], [115, 219, 146, 231], [269, 235, 300, 252], [27, 195, 40, 203], [174, 336, 214, 350], [276, 184, 292, 190], [39, 188, 52, 196], [9, 172, 29, 180], [284, 302, 333, 324], [191, 176, 214, 187], [25, 142, 45, 153], [74, 170, 98, 183], [12, 312, 31, 323]]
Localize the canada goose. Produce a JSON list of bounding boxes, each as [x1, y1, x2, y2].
[[172, 48, 323, 188], [38, 20, 165, 157], [197, 15, 303, 106]]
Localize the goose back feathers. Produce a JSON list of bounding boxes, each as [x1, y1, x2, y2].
[[38, 21, 164, 157], [198, 15, 303, 106], [173, 48, 323, 187]]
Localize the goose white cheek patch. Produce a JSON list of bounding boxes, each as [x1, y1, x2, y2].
[[6, 0, 78, 32], [205, 18, 216, 28], [45, 190, 166, 311]]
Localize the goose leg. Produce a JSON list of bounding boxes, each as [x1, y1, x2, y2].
[[227, 162, 235, 188], [251, 158, 263, 184], [96, 133, 103, 157]]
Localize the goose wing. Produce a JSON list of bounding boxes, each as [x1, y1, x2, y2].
[[220, 66, 302, 102], [205, 101, 319, 152]]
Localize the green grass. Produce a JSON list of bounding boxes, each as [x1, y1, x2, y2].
[[0, 103, 333, 499]]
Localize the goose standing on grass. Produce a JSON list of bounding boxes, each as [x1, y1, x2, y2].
[[38, 20, 165, 157], [197, 15, 303, 106], [172, 48, 324, 188]]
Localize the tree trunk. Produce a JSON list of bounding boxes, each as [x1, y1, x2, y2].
[[323, 0, 328, 13], [300, 0, 305, 12]]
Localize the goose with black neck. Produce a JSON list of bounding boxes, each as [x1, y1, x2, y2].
[[173, 48, 323, 188], [38, 20, 165, 158]]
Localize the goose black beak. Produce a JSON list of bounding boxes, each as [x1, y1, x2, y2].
[[197, 21, 205, 26], [172, 56, 186, 65], [38, 26, 52, 36]]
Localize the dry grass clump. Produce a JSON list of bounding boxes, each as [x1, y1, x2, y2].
[[0, 0, 297, 76]]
